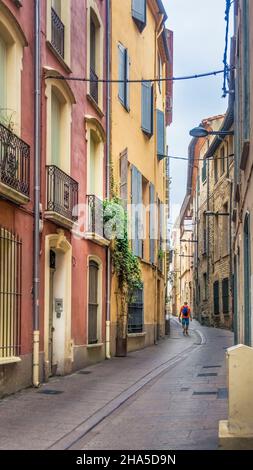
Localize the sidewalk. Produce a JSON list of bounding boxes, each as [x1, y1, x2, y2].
[[0, 319, 233, 450]]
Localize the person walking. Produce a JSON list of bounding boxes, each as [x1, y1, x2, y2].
[[179, 302, 192, 336]]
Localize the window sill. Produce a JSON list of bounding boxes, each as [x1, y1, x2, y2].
[[46, 41, 72, 74], [127, 332, 146, 338], [0, 357, 21, 365], [87, 94, 104, 118], [86, 343, 104, 349]]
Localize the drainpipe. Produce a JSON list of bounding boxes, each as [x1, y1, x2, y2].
[[105, 0, 111, 359], [33, 0, 41, 387]]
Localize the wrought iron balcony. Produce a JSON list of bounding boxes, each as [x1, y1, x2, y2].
[[87, 195, 104, 237], [90, 68, 99, 104], [51, 7, 64, 59], [46, 165, 78, 227], [0, 123, 30, 203]]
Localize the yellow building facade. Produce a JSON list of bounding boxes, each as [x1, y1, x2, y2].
[[109, 0, 172, 355]]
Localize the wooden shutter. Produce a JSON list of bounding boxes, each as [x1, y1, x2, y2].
[[51, 92, 61, 167], [156, 110, 165, 157], [126, 50, 130, 110], [149, 183, 155, 264], [118, 44, 125, 104], [0, 36, 7, 114], [222, 278, 229, 314], [120, 149, 128, 206], [142, 82, 153, 135], [213, 281, 220, 315], [132, 0, 146, 23], [131, 166, 142, 257]]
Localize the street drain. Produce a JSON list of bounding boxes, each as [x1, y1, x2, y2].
[[217, 388, 228, 399], [180, 387, 190, 392], [203, 365, 221, 368], [193, 391, 217, 396], [78, 371, 92, 375], [38, 389, 64, 395], [198, 373, 218, 377]]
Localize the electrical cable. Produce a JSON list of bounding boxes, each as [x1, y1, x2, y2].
[[46, 68, 232, 84]]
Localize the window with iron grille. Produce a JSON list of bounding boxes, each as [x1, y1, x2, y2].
[[132, 0, 146, 32], [128, 287, 144, 333], [51, 2, 65, 59], [222, 278, 230, 314], [0, 226, 22, 359], [213, 280, 220, 315]]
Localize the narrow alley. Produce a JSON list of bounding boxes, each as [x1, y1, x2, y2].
[[0, 320, 232, 450]]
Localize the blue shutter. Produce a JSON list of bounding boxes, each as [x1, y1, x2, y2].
[[142, 82, 153, 135], [118, 44, 125, 104], [157, 110, 165, 157], [132, 0, 146, 22], [149, 183, 155, 264], [126, 50, 130, 110]]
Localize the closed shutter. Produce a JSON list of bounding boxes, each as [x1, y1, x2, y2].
[[213, 281, 220, 315], [156, 110, 165, 157], [0, 36, 7, 115], [126, 50, 130, 110], [118, 44, 125, 104], [149, 183, 155, 264], [131, 166, 142, 257], [142, 82, 153, 135], [51, 92, 61, 167], [222, 278, 229, 314], [120, 149, 128, 205], [132, 0, 146, 23]]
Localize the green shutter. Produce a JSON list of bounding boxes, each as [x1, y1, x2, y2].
[[142, 82, 153, 135], [222, 278, 229, 314], [51, 92, 61, 167], [213, 281, 219, 315], [0, 36, 7, 119], [156, 110, 165, 157]]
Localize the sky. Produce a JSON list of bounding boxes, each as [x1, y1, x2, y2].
[[165, 0, 232, 227]]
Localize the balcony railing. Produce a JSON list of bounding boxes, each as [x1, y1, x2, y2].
[[0, 123, 30, 198], [46, 165, 78, 222], [51, 7, 64, 58], [90, 68, 99, 104], [87, 195, 104, 237]]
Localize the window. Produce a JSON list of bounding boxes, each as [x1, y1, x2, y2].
[[132, 0, 146, 32], [141, 82, 153, 135], [202, 158, 207, 183], [214, 156, 218, 183], [85, 117, 105, 201], [51, 91, 61, 167], [0, 226, 22, 360], [90, 15, 97, 103], [88, 260, 99, 344], [203, 273, 207, 301], [222, 278, 229, 314], [51, 0, 64, 58], [156, 110, 165, 157], [203, 215, 207, 255], [118, 44, 130, 110], [220, 146, 225, 175], [128, 287, 144, 333], [213, 280, 220, 315]]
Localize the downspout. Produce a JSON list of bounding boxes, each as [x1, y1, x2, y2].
[[105, 0, 111, 359], [33, 0, 41, 387]]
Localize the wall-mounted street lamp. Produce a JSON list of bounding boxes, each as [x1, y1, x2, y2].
[[189, 125, 234, 138]]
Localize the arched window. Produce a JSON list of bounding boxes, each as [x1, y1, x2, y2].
[[244, 212, 251, 346], [87, 1, 104, 110]]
